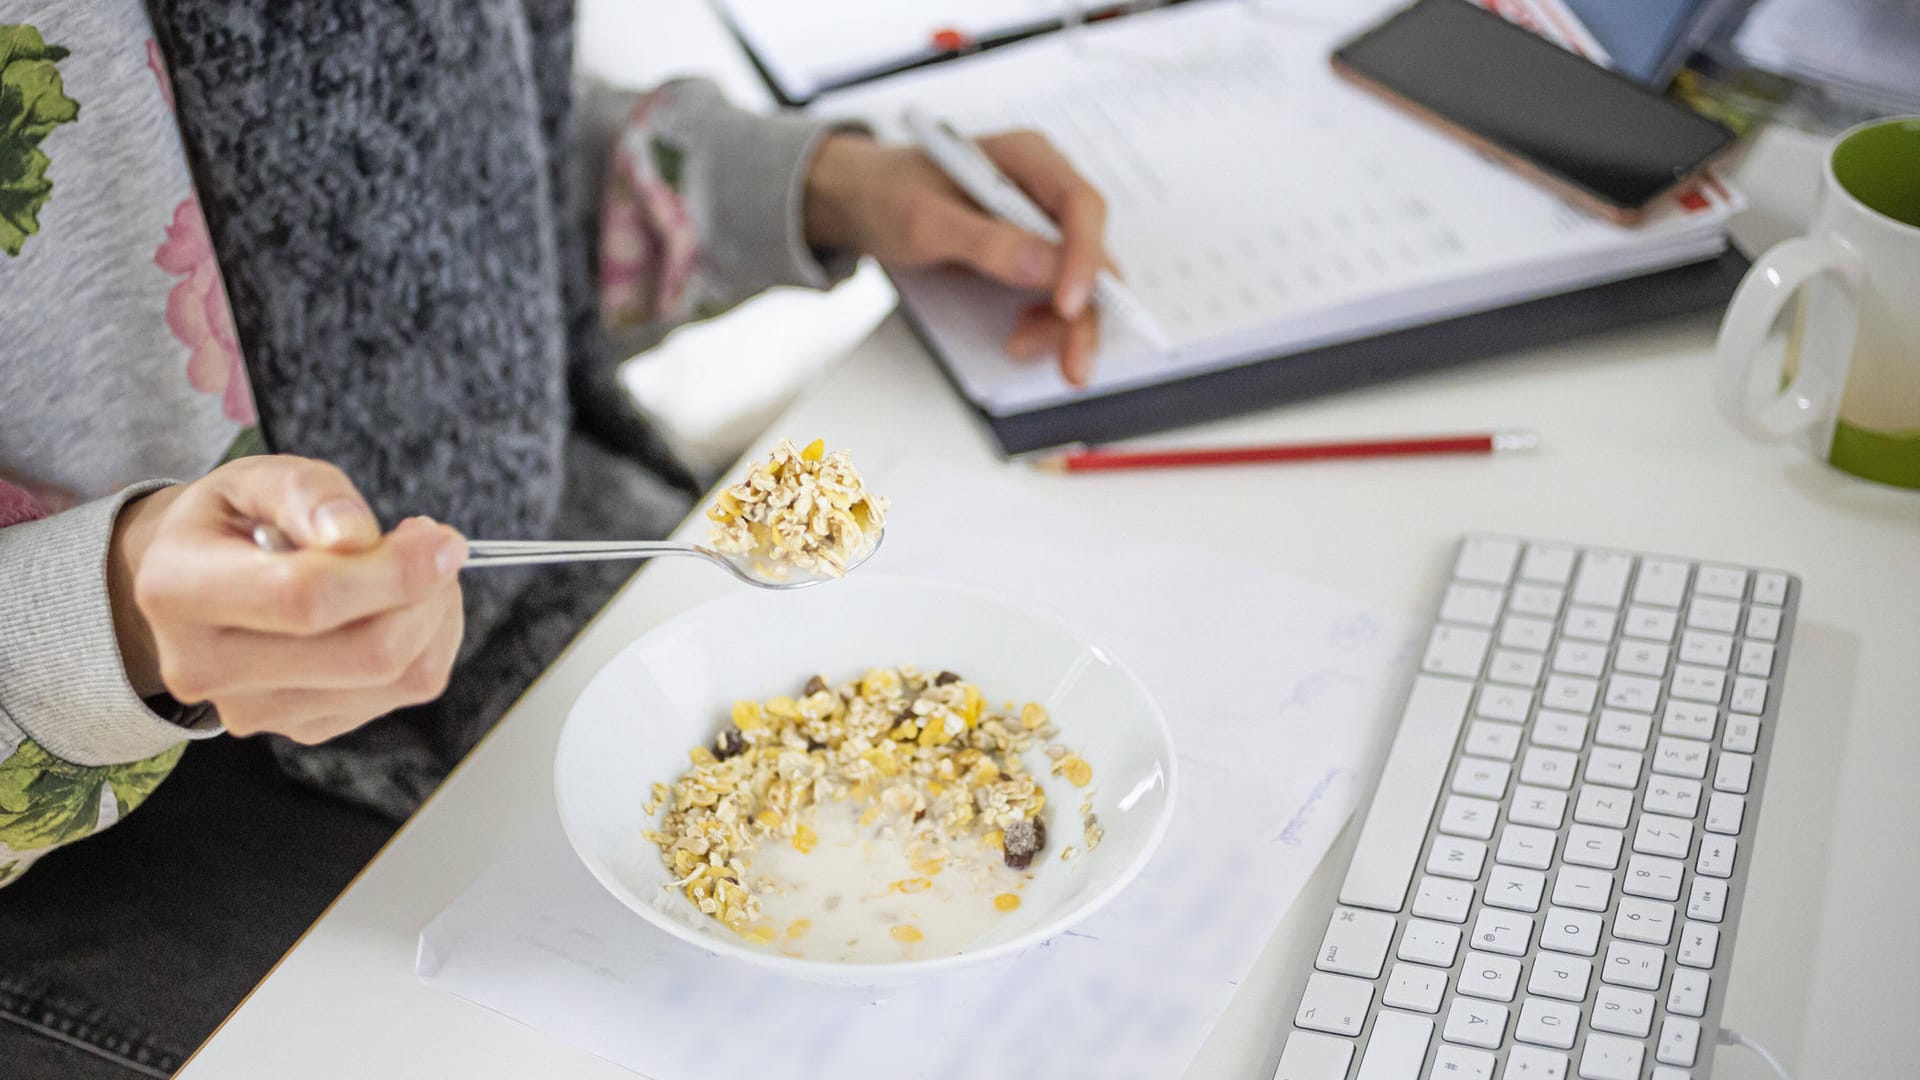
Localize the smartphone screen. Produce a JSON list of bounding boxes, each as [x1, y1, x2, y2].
[[1332, 0, 1735, 213]]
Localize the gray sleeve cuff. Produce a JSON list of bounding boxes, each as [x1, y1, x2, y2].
[[0, 481, 221, 767]]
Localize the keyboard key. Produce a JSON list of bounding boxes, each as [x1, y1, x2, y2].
[[1623, 604, 1678, 641], [1714, 753, 1754, 794], [1624, 854, 1685, 900], [1458, 951, 1522, 1001], [1564, 824, 1624, 870], [1658, 1016, 1702, 1068], [1384, 961, 1449, 1014], [1457, 536, 1521, 585], [1540, 675, 1598, 714], [1678, 921, 1720, 968], [1584, 747, 1642, 789], [1574, 785, 1631, 828], [1572, 550, 1633, 608], [1486, 865, 1545, 912], [1527, 951, 1592, 1002], [1694, 565, 1747, 599], [1464, 720, 1523, 762], [1413, 876, 1475, 923], [1633, 814, 1693, 860], [1551, 865, 1612, 911], [1613, 896, 1676, 945], [1441, 794, 1501, 839], [1592, 985, 1659, 1036], [1540, 907, 1602, 956], [1275, 1031, 1355, 1080], [1579, 1032, 1646, 1080], [1296, 971, 1373, 1036], [1515, 997, 1579, 1049], [1442, 583, 1505, 627], [1317, 907, 1397, 977], [1521, 543, 1576, 585], [1632, 558, 1690, 607], [1602, 940, 1665, 989], [1686, 596, 1741, 633], [1497, 824, 1556, 871], [1359, 1006, 1436, 1076], [1706, 791, 1746, 835], [1443, 997, 1509, 1048], [1476, 684, 1533, 723], [1551, 640, 1607, 677], [1531, 709, 1588, 751], [1427, 838, 1487, 881], [1746, 604, 1782, 642], [1452, 758, 1511, 799], [1508, 785, 1568, 829], [1470, 909, 1534, 957], [1731, 675, 1768, 715], [1398, 918, 1463, 967], [1519, 747, 1577, 790], [1509, 583, 1564, 619], [1697, 835, 1737, 878], [1753, 571, 1789, 605], [1594, 709, 1652, 750], [1433, 1044, 1497, 1080], [1653, 736, 1711, 780], [1612, 640, 1668, 676], [1670, 665, 1726, 703], [1504, 1046, 1570, 1080], [1424, 625, 1491, 678], [1562, 606, 1616, 642], [1644, 777, 1702, 819], [1669, 968, 1712, 1017], [1354, 1009, 1433, 1080], [1679, 629, 1733, 667], [1602, 673, 1660, 712], [1488, 649, 1545, 687], [1662, 700, 1718, 740], [1499, 615, 1555, 652], [1724, 714, 1761, 753], [1738, 640, 1776, 677], [1687, 878, 1728, 923]]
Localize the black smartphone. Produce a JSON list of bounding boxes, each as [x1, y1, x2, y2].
[[1330, 0, 1736, 224]]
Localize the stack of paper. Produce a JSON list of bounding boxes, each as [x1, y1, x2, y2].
[[817, 1, 1743, 417], [417, 461, 1419, 1079], [1734, 0, 1920, 114]]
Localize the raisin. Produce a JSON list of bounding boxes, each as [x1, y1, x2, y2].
[[714, 728, 745, 759], [803, 675, 829, 696], [934, 671, 962, 686], [895, 707, 917, 723], [1002, 817, 1046, 870], [913, 808, 927, 823]]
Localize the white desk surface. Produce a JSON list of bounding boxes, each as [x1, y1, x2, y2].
[[178, 134, 1919, 1078]]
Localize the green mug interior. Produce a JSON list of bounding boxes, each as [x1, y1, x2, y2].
[[1832, 117, 1920, 229]]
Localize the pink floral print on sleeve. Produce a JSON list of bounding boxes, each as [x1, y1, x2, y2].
[[599, 89, 701, 328]]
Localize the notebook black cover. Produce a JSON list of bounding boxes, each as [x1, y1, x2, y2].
[[898, 247, 1750, 456]]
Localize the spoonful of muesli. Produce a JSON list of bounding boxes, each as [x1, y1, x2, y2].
[[252, 439, 886, 589]]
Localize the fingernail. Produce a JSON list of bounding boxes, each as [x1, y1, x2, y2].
[[435, 534, 468, 578], [1018, 243, 1058, 288], [311, 498, 374, 547], [1058, 279, 1089, 320]]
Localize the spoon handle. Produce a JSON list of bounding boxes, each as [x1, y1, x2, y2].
[[249, 524, 697, 570]]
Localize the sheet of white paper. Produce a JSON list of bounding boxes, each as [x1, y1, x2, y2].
[[419, 461, 1418, 1078], [817, 1, 1737, 415]]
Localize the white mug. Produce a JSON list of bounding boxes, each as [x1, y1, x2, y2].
[[1716, 116, 1920, 489]]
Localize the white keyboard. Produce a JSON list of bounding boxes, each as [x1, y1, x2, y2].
[[1275, 536, 1798, 1080]]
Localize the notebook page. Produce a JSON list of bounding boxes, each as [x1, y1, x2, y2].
[[817, 1, 1733, 416]]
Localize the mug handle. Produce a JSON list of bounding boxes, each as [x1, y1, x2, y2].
[[1714, 236, 1863, 442]]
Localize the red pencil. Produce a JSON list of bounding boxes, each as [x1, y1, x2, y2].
[[1031, 431, 1539, 473]]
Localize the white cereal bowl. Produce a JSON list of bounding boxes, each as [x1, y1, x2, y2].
[[553, 575, 1176, 986]]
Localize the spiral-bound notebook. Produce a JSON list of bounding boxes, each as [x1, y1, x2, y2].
[[752, 1, 1750, 453]]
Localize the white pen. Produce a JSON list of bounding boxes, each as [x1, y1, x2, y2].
[[901, 106, 1174, 354]]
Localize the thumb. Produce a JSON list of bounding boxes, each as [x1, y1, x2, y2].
[[211, 455, 382, 553]]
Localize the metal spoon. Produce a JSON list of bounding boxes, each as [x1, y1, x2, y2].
[[251, 523, 882, 590]]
